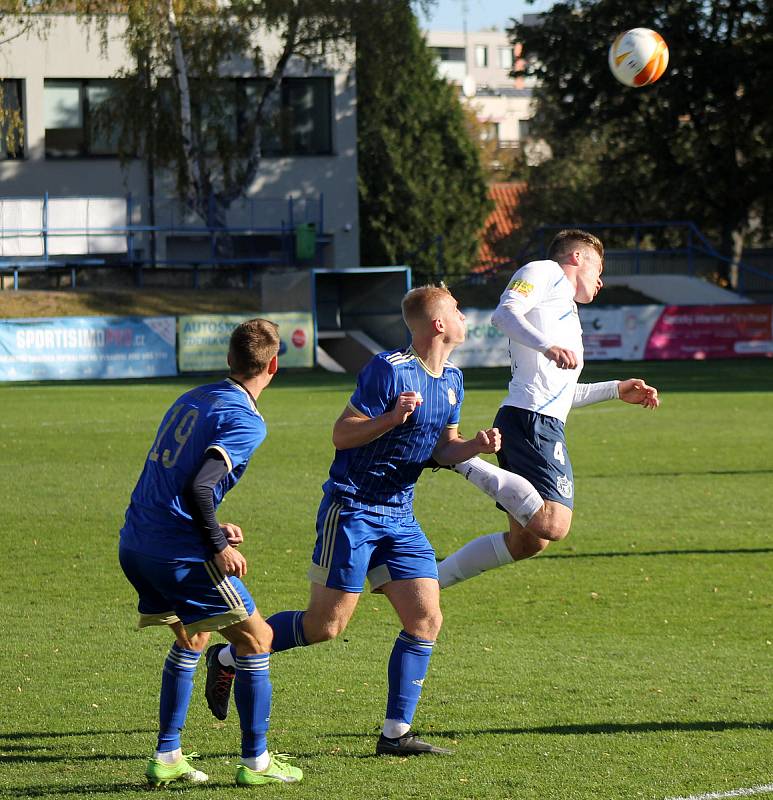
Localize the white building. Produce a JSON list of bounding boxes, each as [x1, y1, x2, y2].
[[425, 24, 547, 166], [0, 15, 359, 274]]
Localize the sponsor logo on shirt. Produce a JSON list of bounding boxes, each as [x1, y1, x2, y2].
[[448, 388, 457, 405], [507, 279, 534, 297], [556, 475, 573, 498]]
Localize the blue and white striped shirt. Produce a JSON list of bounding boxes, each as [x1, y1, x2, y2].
[[323, 347, 464, 516]]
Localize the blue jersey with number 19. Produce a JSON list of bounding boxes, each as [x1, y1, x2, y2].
[[120, 378, 265, 561], [323, 347, 464, 516]]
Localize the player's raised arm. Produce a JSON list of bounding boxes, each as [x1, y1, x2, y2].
[[492, 267, 577, 368], [332, 392, 423, 450]]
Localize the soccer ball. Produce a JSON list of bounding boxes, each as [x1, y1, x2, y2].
[[608, 28, 669, 87]]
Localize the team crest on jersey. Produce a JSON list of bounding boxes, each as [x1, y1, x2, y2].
[[447, 388, 457, 406], [556, 475, 573, 498], [507, 278, 534, 297]]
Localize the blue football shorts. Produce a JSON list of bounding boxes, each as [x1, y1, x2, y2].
[[308, 494, 439, 592], [119, 544, 256, 634], [493, 405, 575, 510]]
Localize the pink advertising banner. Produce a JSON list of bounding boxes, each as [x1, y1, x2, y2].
[[457, 305, 773, 366], [643, 304, 773, 360]]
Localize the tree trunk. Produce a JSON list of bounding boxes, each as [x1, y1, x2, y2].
[[167, 0, 204, 219], [730, 223, 746, 292]]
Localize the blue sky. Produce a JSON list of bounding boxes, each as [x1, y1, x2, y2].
[[419, 0, 554, 31]]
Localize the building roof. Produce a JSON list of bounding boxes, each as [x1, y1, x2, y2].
[[477, 182, 525, 273]]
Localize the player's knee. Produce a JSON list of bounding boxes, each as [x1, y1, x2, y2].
[[304, 614, 348, 643], [175, 629, 210, 652], [407, 609, 443, 641], [254, 622, 274, 654], [229, 616, 273, 655], [524, 504, 572, 542]]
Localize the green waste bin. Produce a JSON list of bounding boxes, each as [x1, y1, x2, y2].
[[295, 223, 316, 260]]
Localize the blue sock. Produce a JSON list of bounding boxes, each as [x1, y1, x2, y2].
[[385, 631, 435, 730], [157, 644, 201, 752], [234, 654, 272, 758], [266, 610, 308, 652]]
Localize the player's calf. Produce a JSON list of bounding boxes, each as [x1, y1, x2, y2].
[[451, 456, 543, 527]]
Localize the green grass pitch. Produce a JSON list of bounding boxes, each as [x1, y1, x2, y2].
[[1, 360, 771, 799]]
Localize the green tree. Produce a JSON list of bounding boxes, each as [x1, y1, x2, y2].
[[72, 0, 365, 232], [356, 0, 490, 280], [508, 0, 773, 284]]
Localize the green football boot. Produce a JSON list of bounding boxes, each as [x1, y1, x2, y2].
[[145, 752, 209, 787], [235, 753, 303, 785]]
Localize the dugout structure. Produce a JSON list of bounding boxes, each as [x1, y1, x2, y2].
[[260, 266, 412, 372]]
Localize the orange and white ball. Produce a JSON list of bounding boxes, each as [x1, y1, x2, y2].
[[608, 28, 669, 87]]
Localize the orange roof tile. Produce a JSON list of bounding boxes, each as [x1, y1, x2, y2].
[[477, 182, 525, 273]]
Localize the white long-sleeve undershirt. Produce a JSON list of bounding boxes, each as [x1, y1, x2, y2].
[[572, 380, 619, 407], [491, 280, 618, 411], [491, 299, 552, 353]]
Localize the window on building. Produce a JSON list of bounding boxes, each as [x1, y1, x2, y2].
[[279, 78, 332, 155], [518, 119, 531, 140], [1, 79, 24, 159], [199, 76, 333, 158], [433, 46, 466, 62], [474, 45, 488, 68], [44, 76, 333, 159], [498, 47, 514, 70], [44, 79, 121, 157], [480, 121, 499, 143], [232, 77, 330, 157]]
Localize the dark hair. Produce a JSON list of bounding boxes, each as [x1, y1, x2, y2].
[[547, 229, 604, 264], [228, 318, 280, 378]]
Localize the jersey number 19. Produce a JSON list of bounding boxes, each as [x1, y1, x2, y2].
[[148, 405, 199, 468]]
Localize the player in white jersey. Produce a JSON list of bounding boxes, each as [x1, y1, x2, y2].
[[437, 229, 660, 588]]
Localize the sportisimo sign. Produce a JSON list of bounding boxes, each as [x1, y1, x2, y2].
[[0, 316, 177, 381]]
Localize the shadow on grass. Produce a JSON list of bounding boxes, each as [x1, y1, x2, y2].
[[463, 361, 773, 394], [478, 720, 773, 736], [0, 784, 146, 798], [583, 468, 773, 479], [544, 546, 773, 560], [582, 469, 773, 480], [0, 751, 143, 764], [321, 719, 773, 741], [0, 728, 154, 740], [0, 368, 351, 392]]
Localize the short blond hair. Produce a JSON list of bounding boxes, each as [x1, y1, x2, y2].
[[228, 318, 280, 378], [548, 229, 604, 264], [401, 285, 455, 331]]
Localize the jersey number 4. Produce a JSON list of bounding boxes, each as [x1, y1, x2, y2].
[[149, 405, 199, 468], [553, 441, 566, 465]]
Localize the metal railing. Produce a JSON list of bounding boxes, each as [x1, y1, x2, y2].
[[0, 192, 327, 286], [459, 221, 773, 299]]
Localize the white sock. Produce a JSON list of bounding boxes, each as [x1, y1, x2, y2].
[[453, 457, 543, 526], [438, 532, 514, 589], [241, 750, 271, 772], [218, 644, 236, 668], [382, 720, 411, 739], [154, 747, 182, 764]]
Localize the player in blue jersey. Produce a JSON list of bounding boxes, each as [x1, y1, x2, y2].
[[205, 286, 501, 755], [118, 318, 302, 788]]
